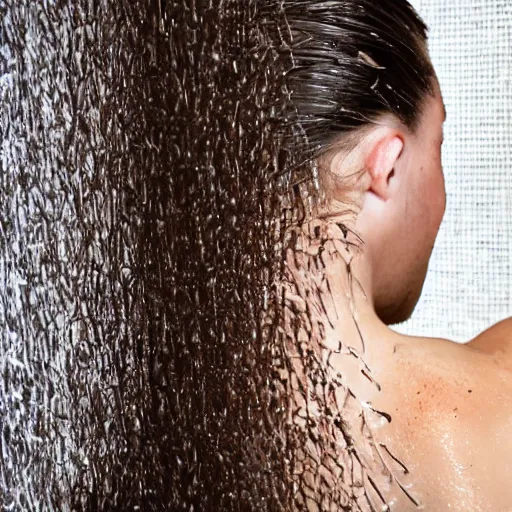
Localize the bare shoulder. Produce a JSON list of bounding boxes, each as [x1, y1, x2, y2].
[[372, 334, 512, 510], [381, 333, 512, 424], [466, 317, 512, 367]]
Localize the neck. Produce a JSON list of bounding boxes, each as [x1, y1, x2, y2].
[[326, 253, 399, 395], [279, 219, 413, 508], [283, 219, 399, 401]]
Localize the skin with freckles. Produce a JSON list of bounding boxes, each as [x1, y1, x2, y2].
[[313, 78, 512, 510]]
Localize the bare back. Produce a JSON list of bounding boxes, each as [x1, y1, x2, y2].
[[368, 320, 512, 510]]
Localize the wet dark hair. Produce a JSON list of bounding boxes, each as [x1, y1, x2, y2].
[[280, 0, 437, 159], [1, 1, 437, 511]]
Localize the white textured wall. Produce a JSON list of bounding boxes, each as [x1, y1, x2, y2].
[[395, 1, 512, 342]]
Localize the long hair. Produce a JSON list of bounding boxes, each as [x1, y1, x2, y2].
[[0, 0, 433, 510]]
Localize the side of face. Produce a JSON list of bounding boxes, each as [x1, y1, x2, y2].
[[356, 80, 447, 324]]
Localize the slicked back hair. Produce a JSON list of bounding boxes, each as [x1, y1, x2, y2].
[[280, 0, 436, 160]]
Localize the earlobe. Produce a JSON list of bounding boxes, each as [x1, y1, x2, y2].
[[365, 134, 404, 201]]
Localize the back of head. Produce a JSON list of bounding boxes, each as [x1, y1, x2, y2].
[[268, 0, 435, 219]]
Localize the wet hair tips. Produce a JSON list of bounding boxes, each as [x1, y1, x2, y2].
[[280, 0, 437, 160]]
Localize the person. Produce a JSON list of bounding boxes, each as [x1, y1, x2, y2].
[[276, 1, 512, 509]]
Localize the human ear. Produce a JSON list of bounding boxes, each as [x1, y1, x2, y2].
[[364, 134, 404, 201]]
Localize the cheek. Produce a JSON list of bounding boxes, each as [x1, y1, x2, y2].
[[430, 161, 447, 229], [402, 164, 445, 268], [419, 152, 446, 232]]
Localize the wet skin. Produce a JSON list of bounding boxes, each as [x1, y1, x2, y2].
[[318, 81, 512, 510]]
